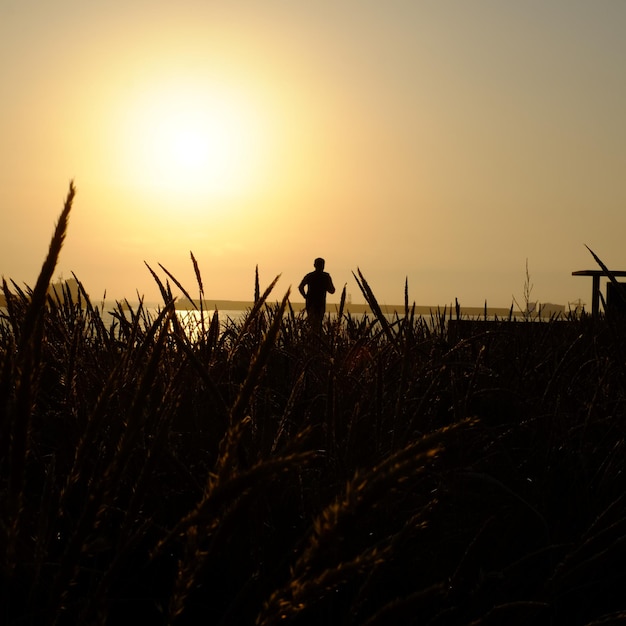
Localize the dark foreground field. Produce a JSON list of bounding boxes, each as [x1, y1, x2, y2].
[[2, 186, 626, 625]]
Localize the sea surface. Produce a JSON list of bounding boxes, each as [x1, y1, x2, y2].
[[1, 301, 566, 343]]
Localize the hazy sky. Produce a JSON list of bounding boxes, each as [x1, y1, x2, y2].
[[2, 1, 625, 308]]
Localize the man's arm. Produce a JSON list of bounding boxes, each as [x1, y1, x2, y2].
[[298, 277, 307, 299], [327, 274, 336, 294]]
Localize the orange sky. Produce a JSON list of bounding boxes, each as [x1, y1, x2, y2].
[[2, 1, 625, 309]]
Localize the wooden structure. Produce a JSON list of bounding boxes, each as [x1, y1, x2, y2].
[[572, 269, 626, 318]]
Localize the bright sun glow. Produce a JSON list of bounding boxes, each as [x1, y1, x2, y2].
[[112, 78, 269, 207]]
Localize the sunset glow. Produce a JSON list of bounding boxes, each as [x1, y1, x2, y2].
[[113, 80, 268, 204], [2, 2, 626, 306]]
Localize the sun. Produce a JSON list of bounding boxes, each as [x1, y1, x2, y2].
[[112, 79, 268, 206], [139, 99, 251, 194]]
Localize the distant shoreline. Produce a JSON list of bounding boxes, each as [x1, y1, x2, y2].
[[170, 298, 474, 315], [170, 299, 554, 319], [0, 294, 565, 319]]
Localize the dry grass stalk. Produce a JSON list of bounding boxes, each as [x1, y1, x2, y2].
[[4, 181, 75, 571]]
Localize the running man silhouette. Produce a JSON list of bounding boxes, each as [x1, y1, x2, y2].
[[298, 257, 336, 327]]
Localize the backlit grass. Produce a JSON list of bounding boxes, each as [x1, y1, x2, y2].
[[1, 184, 626, 625]]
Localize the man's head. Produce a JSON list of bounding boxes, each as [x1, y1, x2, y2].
[[314, 257, 325, 270]]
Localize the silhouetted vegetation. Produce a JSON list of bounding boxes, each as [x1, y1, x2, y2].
[[2, 184, 626, 625]]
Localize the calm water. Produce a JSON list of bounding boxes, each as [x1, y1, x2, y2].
[[99, 307, 247, 336], [1, 304, 559, 344], [0, 305, 246, 333]]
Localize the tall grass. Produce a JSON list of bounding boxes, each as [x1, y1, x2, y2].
[[1, 187, 626, 624]]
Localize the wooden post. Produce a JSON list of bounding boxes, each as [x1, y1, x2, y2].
[[572, 270, 626, 319], [592, 274, 600, 319]]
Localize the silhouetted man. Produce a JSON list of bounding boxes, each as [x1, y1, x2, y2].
[[298, 258, 335, 327]]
